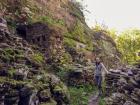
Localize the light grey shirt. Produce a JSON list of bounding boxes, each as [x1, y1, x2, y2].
[[94, 63, 108, 76]]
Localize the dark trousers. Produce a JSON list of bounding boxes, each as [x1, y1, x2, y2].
[[95, 75, 103, 95]]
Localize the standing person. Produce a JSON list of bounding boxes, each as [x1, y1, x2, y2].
[[94, 57, 109, 96]]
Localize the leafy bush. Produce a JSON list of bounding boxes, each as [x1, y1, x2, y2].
[[55, 65, 72, 81], [99, 97, 106, 105], [31, 53, 44, 64], [60, 53, 72, 65], [117, 29, 140, 64], [64, 20, 93, 51], [69, 85, 97, 105], [64, 37, 77, 48], [70, 20, 86, 43]]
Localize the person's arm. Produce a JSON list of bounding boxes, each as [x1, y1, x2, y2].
[[101, 63, 109, 74]]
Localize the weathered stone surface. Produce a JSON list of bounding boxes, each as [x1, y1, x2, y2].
[[16, 22, 64, 63], [67, 64, 94, 86], [38, 89, 51, 102], [123, 101, 138, 105], [105, 67, 140, 105], [0, 18, 70, 105]]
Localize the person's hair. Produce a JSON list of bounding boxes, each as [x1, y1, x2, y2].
[[95, 57, 101, 65]]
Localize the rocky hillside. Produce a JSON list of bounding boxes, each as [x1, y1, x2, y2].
[[0, 0, 121, 105], [0, 17, 70, 105], [0, 0, 120, 67]]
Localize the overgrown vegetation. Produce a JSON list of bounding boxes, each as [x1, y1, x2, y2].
[[0, 48, 24, 63], [116, 29, 140, 64], [68, 1, 84, 21], [92, 24, 140, 65], [99, 97, 106, 105], [64, 37, 77, 48], [69, 85, 96, 105], [65, 20, 86, 43], [55, 65, 72, 81], [40, 15, 65, 26], [31, 52, 44, 64], [64, 20, 93, 51]]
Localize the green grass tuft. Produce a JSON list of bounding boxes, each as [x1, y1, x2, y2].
[[69, 85, 97, 105]]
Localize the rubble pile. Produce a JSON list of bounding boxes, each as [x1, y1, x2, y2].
[[105, 67, 140, 105]]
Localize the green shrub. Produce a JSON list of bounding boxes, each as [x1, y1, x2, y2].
[[64, 37, 77, 48], [69, 85, 96, 105], [55, 65, 72, 81], [40, 16, 65, 26], [70, 20, 86, 43], [31, 53, 44, 64], [59, 53, 72, 65], [1, 48, 24, 62], [8, 67, 16, 77], [68, 2, 84, 21], [99, 97, 106, 105]]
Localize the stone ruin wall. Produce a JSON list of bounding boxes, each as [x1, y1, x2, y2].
[[17, 22, 64, 62]]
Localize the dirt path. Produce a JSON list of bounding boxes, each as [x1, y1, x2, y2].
[[88, 92, 99, 105]]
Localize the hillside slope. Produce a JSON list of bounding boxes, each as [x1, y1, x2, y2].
[[0, 0, 121, 105], [0, 0, 120, 67]]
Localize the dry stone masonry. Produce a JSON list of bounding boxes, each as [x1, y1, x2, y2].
[[105, 66, 140, 105]]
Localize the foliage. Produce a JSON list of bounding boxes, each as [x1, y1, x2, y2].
[[64, 20, 93, 51], [31, 52, 44, 64], [68, 1, 84, 21], [92, 24, 140, 65], [107, 29, 118, 41], [0, 48, 24, 63], [69, 85, 97, 105], [117, 29, 140, 64], [64, 37, 77, 48], [8, 67, 16, 77], [55, 65, 72, 81], [70, 20, 86, 43], [40, 15, 65, 26], [64, 20, 86, 44], [60, 53, 72, 65], [86, 40, 94, 51], [99, 97, 106, 105]]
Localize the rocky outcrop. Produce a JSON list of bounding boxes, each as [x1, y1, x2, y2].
[[0, 0, 120, 68], [105, 66, 140, 105], [16, 22, 64, 63], [0, 0, 123, 104], [67, 64, 94, 86], [0, 18, 70, 105], [92, 29, 121, 69]]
